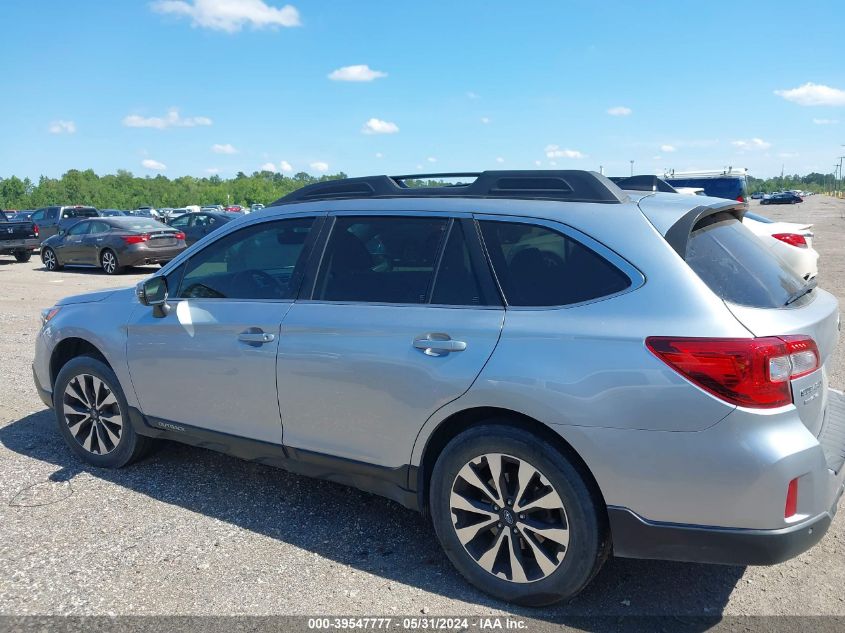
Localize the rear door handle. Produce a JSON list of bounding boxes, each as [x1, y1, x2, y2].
[[238, 330, 276, 344], [413, 334, 467, 356]]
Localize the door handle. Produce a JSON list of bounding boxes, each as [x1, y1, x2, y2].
[[413, 334, 467, 356], [238, 330, 276, 344]]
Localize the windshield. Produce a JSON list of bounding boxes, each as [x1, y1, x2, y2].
[[685, 212, 808, 309]]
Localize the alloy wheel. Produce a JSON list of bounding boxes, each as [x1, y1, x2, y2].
[[101, 251, 117, 274], [43, 248, 56, 270], [62, 373, 123, 455], [449, 453, 569, 584]]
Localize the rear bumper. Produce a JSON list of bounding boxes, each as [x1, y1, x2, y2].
[[609, 502, 838, 566], [0, 238, 40, 253]]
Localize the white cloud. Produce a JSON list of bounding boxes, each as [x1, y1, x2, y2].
[[775, 82, 845, 106], [374, 152, 383, 159], [211, 143, 238, 154], [652, 155, 662, 160], [813, 118, 839, 125], [731, 137, 771, 150], [544, 145, 584, 159], [534, 160, 542, 167], [466, 91, 480, 99], [151, 0, 300, 32], [427, 157, 437, 163], [142, 159, 166, 171], [205, 167, 220, 174], [607, 106, 632, 116], [495, 157, 505, 164], [123, 108, 212, 129], [480, 117, 491, 124], [328, 64, 387, 82], [660, 144, 676, 153], [279, 160, 293, 172], [310, 161, 329, 172], [778, 152, 799, 159], [260, 162, 277, 172], [549, 160, 558, 167], [362, 118, 399, 134], [48, 120, 76, 134]]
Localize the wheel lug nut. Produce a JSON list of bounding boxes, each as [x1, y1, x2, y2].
[[493, 505, 499, 511], [519, 514, 525, 520], [497, 523, 502, 528]]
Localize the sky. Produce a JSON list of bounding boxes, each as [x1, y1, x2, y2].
[[1, 0, 844, 181]]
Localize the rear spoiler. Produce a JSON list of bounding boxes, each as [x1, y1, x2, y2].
[[637, 193, 746, 258], [664, 201, 746, 257]]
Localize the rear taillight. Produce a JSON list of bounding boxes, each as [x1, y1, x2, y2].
[[737, 195, 745, 203], [772, 233, 807, 248], [121, 233, 150, 244], [785, 478, 799, 518], [646, 336, 820, 409], [173, 231, 186, 241], [33, 224, 39, 237]]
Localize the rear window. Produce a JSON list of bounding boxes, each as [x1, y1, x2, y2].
[[64, 207, 98, 218], [685, 212, 806, 309], [113, 219, 163, 231], [479, 220, 631, 307]]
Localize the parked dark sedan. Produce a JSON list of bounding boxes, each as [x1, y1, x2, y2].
[[761, 192, 803, 205], [167, 211, 240, 246], [40, 217, 186, 274]]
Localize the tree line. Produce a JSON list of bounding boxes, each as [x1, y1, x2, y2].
[[0, 168, 839, 210], [0, 169, 348, 211]]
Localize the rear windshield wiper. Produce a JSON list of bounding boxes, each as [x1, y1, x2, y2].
[[784, 277, 817, 306]]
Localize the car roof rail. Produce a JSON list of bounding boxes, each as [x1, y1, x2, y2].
[[609, 175, 678, 193], [269, 170, 627, 206]]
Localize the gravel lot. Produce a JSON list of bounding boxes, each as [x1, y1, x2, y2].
[[1, 196, 844, 620]]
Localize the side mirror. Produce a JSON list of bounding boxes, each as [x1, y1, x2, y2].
[[136, 276, 170, 317], [57, 229, 66, 237]]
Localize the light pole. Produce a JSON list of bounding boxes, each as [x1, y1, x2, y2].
[[630, 160, 634, 176]]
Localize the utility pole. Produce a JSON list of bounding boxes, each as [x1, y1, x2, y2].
[[630, 160, 634, 176], [838, 156, 845, 199]]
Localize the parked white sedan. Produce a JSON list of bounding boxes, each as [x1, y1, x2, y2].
[[743, 212, 818, 280]]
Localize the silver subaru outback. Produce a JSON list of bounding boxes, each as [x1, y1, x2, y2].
[[33, 171, 845, 605]]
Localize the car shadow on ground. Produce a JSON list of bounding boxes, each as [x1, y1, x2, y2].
[[1, 410, 744, 626]]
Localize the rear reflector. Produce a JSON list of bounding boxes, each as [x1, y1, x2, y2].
[[646, 336, 820, 409], [772, 233, 807, 248], [785, 478, 799, 518]]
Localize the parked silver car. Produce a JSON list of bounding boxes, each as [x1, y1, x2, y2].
[[33, 171, 844, 605]]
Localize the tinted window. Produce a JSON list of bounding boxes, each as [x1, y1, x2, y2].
[[430, 222, 490, 306], [67, 222, 91, 236], [685, 212, 805, 308], [314, 216, 448, 304], [168, 215, 190, 229], [31, 210, 45, 222], [46, 208, 58, 220], [88, 221, 111, 233], [479, 221, 631, 307], [178, 217, 315, 300]]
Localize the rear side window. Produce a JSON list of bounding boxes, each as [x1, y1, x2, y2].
[[479, 221, 631, 306], [685, 212, 805, 308], [314, 216, 448, 304], [430, 222, 492, 306]]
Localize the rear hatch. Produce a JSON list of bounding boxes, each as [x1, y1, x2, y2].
[[639, 194, 841, 443]]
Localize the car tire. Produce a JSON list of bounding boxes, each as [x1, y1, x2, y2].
[[430, 424, 609, 606], [14, 250, 32, 263], [100, 249, 123, 275], [41, 247, 62, 270], [53, 355, 155, 468]]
